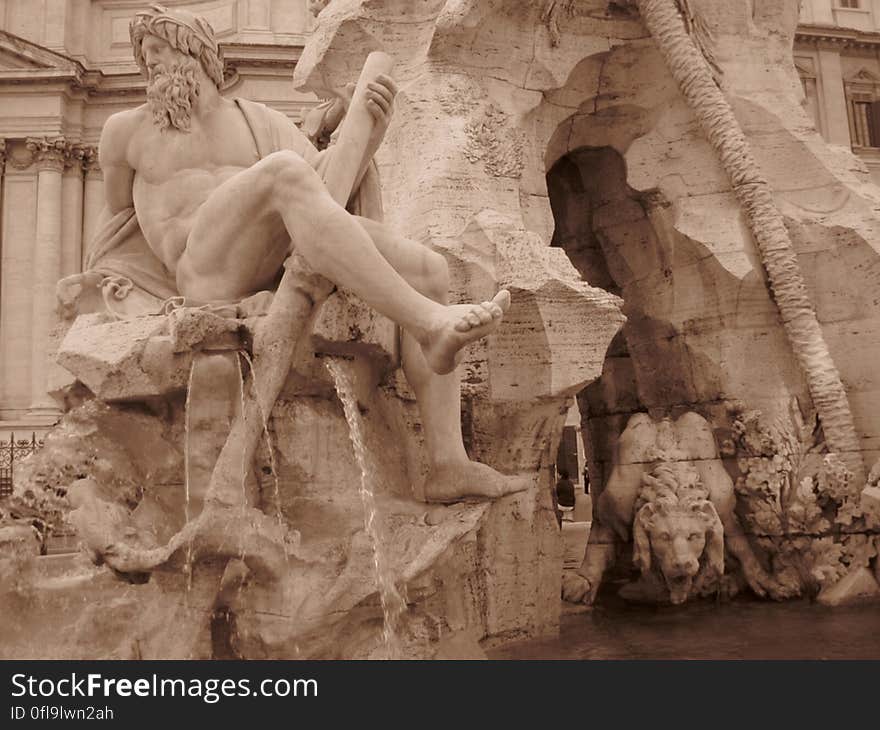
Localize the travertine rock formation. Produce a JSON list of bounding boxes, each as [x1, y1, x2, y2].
[[538, 0, 880, 597], [535, 1, 880, 476]]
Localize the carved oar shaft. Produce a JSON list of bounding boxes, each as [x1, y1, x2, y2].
[[323, 52, 394, 206]]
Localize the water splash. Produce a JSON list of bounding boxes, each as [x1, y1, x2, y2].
[[325, 357, 407, 659]]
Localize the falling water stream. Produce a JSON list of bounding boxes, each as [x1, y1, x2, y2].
[[239, 350, 286, 546], [182, 359, 197, 594], [325, 357, 407, 659]]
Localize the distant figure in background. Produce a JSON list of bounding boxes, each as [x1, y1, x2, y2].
[[582, 465, 590, 494], [555, 469, 575, 524], [556, 469, 575, 508]]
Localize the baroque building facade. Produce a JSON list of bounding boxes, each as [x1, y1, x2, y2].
[[0, 0, 318, 437], [797, 0, 880, 181]]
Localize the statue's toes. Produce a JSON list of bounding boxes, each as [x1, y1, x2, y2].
[[465, 310, 483, 327], [481, 301, 503, 319], [491, 472, 531, 497], [473, 305, 494, 325], [492, 289, 511, 311]]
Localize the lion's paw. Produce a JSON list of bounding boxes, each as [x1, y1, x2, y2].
[[745, 567, 799, 601], [562, 572, 594, 604]]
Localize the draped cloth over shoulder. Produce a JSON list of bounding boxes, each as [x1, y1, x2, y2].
[[58, 98, 384, 318]]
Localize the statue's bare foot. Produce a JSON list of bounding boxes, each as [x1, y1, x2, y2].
[[422, 460, 532, 504], [421, 290, 510, 375]]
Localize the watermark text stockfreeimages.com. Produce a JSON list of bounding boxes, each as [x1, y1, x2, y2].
[[10, 672, 318, 705]]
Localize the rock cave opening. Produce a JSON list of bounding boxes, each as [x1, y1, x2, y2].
[[548, 144, 664, 500]]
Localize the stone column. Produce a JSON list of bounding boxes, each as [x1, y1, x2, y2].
[[26, 137, 67, 419], [817, 44, 852, 147], [61, 145, 85, 278], [81, 147, 103, 267], [0, 138, 5, 238], [0, 140, 6, 404]]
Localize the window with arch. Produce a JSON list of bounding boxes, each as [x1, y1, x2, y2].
[[844, 68, 880, 148]]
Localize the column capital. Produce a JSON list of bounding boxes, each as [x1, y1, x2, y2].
[[64, 143, 87, 173], [25, 136, 71, 173], [80, 145, 101, 176], [0, 139, 7, 170]]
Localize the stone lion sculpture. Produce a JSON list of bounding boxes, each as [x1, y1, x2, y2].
[[563, 412, 791, 605], [630, 460, 725, 604]]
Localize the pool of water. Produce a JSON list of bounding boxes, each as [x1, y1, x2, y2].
[[489, 595, 880, 660]]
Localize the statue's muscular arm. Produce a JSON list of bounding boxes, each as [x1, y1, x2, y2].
[[98, 108, 140, 214]]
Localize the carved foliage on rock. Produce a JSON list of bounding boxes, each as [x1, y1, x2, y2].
[[730, 399, 864, 538], [727, 398, 877, 597], [755, 534, 879, 599]]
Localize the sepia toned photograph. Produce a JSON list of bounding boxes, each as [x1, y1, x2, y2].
[[1, 0, 880, 665]]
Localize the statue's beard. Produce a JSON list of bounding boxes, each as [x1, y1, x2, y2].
[[146, 58, 200, 132]]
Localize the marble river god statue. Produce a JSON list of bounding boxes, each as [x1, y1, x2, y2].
[[88, 4, 526, 506]]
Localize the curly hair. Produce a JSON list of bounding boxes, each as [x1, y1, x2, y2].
[[633, 459, 710, 514], [129, 3, 225, 89]]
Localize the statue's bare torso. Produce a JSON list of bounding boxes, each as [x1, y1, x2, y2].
[[106, 99, 264, 275]]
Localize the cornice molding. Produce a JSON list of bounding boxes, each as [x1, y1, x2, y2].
[[796, 22, 880, 49], [0, 37, 302, 98]]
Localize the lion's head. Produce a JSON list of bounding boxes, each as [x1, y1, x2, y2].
[[632, 461, 724, 604]]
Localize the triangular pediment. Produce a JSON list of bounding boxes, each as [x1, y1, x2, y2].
[[847, 66, 880, 84], [0, 30, 80, 74], [794, 59, 815, 77]]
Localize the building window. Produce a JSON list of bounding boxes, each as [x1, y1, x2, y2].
[[837, 1, 861, 8], [795, 57, 822, 134], [844, 70, 880, 149], [851, 100, 880, 147]]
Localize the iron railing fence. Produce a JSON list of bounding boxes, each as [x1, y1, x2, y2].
[[0, 432, 43, 498]]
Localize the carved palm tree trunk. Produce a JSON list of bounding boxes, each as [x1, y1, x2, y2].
[[634, 0, 865, 480]]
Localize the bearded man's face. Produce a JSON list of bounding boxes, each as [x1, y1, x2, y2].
[[142, 37, 201, 132]]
